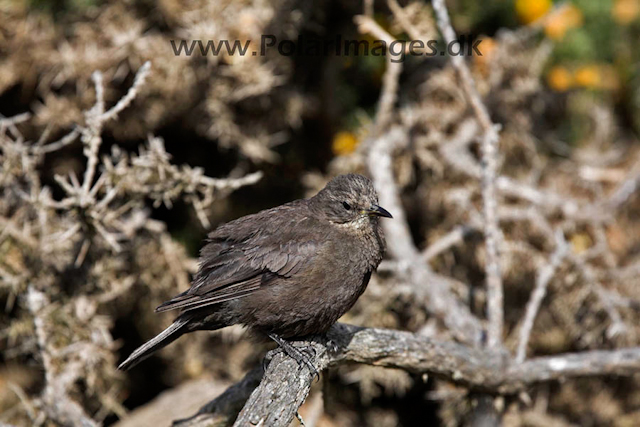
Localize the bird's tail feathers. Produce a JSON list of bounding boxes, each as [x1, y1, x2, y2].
[[118, 315, 191, 371]]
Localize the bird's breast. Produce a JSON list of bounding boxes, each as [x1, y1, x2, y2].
[[233, 220, 385, 338]]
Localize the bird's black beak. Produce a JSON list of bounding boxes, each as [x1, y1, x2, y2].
[[366, 205, 393, 218]]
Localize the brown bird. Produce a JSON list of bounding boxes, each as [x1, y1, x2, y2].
[[118, 173, 391, 371]]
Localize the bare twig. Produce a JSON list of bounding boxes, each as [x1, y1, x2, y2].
[[0, 112, 31, 127], [367, 128, 415, 259], [368, 128, 483, 346], [432, 0, 504, 348], [81, 62, 152, 198], [354, 14, 403, 135], [438, 119, 482, 178], [34, 128, 81, 154], [496, 176, 600, 220], [354, 15, 397, 48], [569, 254, 629, 340], [27, 288, 99, 427], [607, 160, 640, 208], [374, 58, 403, 134], [387, 0, 424, 42], [101, 61, 152, 122], [423, 225, 475, 261], [516, 230, 569, 362], [363, 0, 373, 18]]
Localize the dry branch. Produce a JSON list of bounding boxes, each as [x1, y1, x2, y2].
[[354, 14, 403, 135], [422, 225, 475, 261], [432, 0, 504, 349], [27, 288, 99, 427], [175, 323, 640, 427], [515, 230, 569, 363], [367, 127, 483, 346], [359, 0, 482, 346]]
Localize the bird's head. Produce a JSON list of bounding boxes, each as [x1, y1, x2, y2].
[[310, 174, 392, 225]]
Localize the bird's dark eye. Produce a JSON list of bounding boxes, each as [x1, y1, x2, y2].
[[342, 201, 351, 210]]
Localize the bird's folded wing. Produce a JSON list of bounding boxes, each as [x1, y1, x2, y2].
[[155, 238, 319, 313]]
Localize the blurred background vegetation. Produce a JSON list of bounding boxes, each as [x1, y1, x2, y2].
[[1, 0, 639, 426]]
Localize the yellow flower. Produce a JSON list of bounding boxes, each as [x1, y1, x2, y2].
[[574, 65, 601, 88], [573, 64, 619, 90], [547, 66, 573, 91], [613, 0, 640, 24], [515, 0, 552, 24], [332, 131, 359, 156], [544, 4, 584, 40]]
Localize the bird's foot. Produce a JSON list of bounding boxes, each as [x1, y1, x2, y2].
[[267, 333, 320, 380], [262, 345, 311, 373]]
